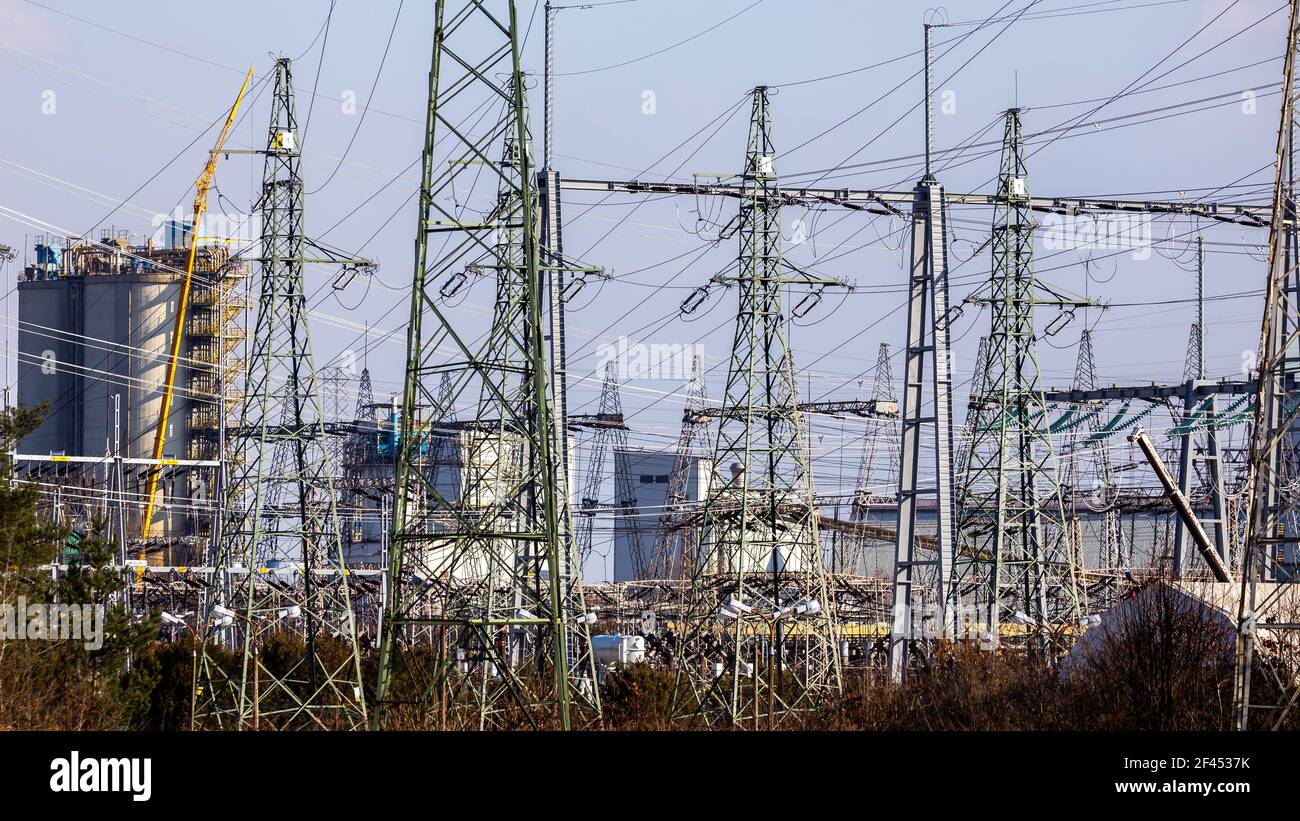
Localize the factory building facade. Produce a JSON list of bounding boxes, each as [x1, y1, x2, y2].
[[611, 447, 708, 582], [15, 233, 248, 558]]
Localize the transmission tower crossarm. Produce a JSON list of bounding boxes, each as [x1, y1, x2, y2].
[[1043, 379, 1255, 402], [556, 178, 1271, 225], [685, 398, 898, 424], [141, 66, 255, 539]]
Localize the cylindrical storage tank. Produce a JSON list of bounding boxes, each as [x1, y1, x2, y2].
[[592, 634, 647, 666], [87, 272, 194, 545], [16, 276, 78, 456], [80, 272, 191, 543]]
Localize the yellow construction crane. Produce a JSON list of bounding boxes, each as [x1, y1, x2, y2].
[[141, 67, 254, 540]]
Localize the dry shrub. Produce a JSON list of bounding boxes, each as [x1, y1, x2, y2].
[[1064, 583, 1236, 731], [599, 663, 678, 729], [818, 643, 1066, 731]]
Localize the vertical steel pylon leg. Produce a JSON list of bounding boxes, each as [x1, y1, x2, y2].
[[890, 175, 957, 680], [1235, 0, 1300, 732]]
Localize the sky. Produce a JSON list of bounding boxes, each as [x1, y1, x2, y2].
[[0, 0, 1289, 579]]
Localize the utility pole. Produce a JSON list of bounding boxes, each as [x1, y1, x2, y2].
[[541, 1, 572, 601], [952, 109, 1086, 655], [540, 2, 612, 594], [197, 58, 369, 730], [671, 87, 843, 725], [374, 1, 600, 730]]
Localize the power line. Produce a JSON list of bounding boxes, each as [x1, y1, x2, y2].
[[307, 0, 405, 195], [557, 0, 764, 77]]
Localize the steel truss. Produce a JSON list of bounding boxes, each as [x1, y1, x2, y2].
[[197, 58, 368, 730], [671, 87, 842, 727], [373, 0, 599, 730], [951, 109, 1084, 654]]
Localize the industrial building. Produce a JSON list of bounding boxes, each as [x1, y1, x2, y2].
[[15, 231, 247, 559], [611, 446, 708, 582]]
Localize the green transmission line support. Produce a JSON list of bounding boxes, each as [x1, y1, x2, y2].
[[373, 1, 599, 731], [952, 108, 1085, 656], [671, 87, 843, 727], [197, 57, 368, 730]]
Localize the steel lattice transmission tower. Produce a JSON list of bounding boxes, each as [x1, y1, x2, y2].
[[349, 365, 376, 466], [1235, 0, 1300, 731], [854, 343, 899, 514], [197, 58, 368, 729], [573, 362, 642, 573], [952, 108, 1083, 653], [671, 87, 842, 726], [953, 336, 991, 481], [373, 1, 599, 730], [339, 364, 376, 561], [649, 353, 710, 580], [1065, 329, 1124, 571], [845, 343, 897, 575]]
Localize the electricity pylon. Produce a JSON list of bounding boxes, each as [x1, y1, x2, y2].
[[573, 362, 642, 574], [672, 87, 842, 726], [1065, 330, 1124, 571], [428, 371, 459, 481], [197, 58, 369, 730], [321, 365, 352, 471], [1235, 0, 1300, 731], [854, 343, 899, 514], [373, 1, 599, 730], [339, 364, 377, 560], [649, 353, 710, 580], [953, 336, 991, 481], [952, 109, 1084, 654], [348, 365, 376, 467], [843, 343, 897, 575]]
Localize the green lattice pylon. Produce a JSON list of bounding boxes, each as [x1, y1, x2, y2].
[[197, 57, 368, 730], [373, 1, 599, 730], [952, 108, 1082, 654], [671, 87, 843, 727]]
